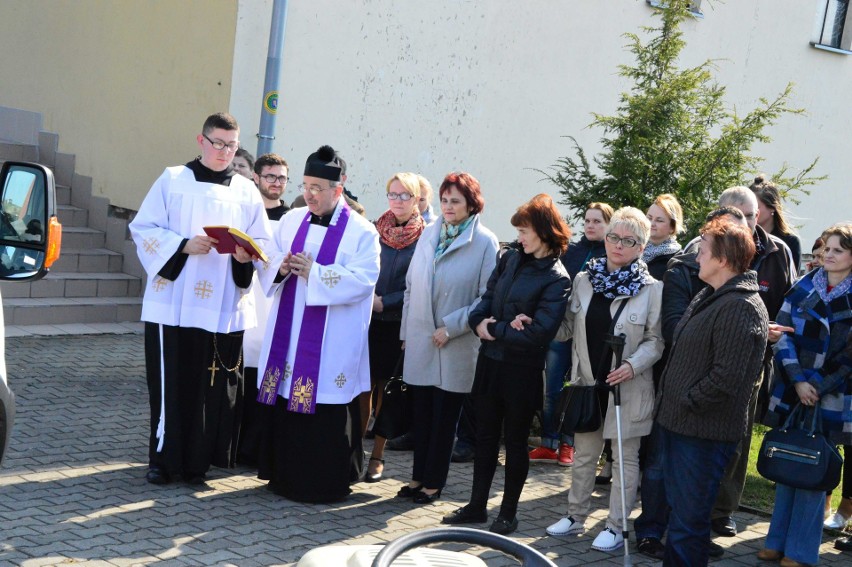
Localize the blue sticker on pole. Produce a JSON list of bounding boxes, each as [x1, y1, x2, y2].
[[264, 91, 279, 114]]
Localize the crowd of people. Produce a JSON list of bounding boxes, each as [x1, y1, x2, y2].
[[129, 112, 851, 567]]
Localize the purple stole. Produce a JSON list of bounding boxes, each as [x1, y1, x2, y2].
[[257, 203, 351, 414]]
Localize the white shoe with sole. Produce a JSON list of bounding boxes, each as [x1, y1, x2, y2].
[[824, 512, 850, 529], [546, 516, 583, 536], [591, 527, 624, 551]]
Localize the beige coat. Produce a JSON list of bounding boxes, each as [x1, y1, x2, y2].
[[559, 272, 664, 439]]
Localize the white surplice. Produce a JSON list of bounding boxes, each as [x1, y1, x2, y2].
[[129, 166, 272, 333], [256, 199, 380, 405]]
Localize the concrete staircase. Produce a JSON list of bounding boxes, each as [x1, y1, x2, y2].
[[0, 107, 143, 335]]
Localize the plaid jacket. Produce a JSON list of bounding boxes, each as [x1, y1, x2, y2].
[[766, 269, 852, 445]]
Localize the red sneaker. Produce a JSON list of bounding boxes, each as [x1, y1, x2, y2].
[[529, 446, 558, 463], [557, 443, 574, 467]]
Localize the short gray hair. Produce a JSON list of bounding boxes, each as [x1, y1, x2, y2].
[[719, 186, 758, 209], [608, 206, 651, 246]]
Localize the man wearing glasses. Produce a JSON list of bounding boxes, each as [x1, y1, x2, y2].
[[254, 144, 380, 503], [130, 112, 272, 487]]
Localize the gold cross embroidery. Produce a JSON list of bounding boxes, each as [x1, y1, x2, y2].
[[335, 373, 346, 388], [288, 376, 314, 413], [142, 237, 160, 255], [194, 280, 214, 299], [320, 269, 341, 288], [261, 367, 280, 397], [151, 277, 168, 292]]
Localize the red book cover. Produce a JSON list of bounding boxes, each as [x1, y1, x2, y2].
[[203, 226, 268, 262]]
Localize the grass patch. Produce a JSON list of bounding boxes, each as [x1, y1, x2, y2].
[[744, 424, 845, 514]]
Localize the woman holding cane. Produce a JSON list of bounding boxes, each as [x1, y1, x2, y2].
[[545, 207, 663, 552]]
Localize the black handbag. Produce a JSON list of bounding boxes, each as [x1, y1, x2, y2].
[[757, 402, 843, 492], [372, 354, 410, 440], [556, 300, 629, 436], [556, 384, 602, 434]]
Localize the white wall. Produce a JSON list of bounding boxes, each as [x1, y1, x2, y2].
[[230, 0, 849, 248]]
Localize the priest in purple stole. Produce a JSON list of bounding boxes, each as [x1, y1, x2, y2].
[[255, 145, 380, 502]]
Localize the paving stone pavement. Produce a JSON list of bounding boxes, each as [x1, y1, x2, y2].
[[0, 334, 849, 566]]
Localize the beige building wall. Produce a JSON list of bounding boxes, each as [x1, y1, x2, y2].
[[231, 0, 849, 249], [0, 0, 238, 210]]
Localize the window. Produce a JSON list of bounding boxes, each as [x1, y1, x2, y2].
[[812, 0, 852, 53]]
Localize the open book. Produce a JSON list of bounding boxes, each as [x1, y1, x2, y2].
[[202, 226, 269, 263]]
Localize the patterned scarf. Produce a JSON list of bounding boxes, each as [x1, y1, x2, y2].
[[586, 256, 651, 299], [642, 237, 681, 263], [375, 209, 425, 250], [435, 215, 475, 259], [813, 267, 852, 304]]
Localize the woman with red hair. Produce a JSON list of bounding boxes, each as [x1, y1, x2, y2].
[[442, 193, 571, 535]]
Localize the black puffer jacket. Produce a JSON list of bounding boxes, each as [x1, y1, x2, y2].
[[468, 243, 571, 369], [661, 251, 705, 345], [372, 238, 417, 322]]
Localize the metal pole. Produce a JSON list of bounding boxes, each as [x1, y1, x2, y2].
[[610, 333, 632, 567], [256, 0, 289, 156]]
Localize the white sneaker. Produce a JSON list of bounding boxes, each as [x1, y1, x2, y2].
[[546, 516, 583, 536], [591, 527, 624, 551], [824, 512, 850, 529]]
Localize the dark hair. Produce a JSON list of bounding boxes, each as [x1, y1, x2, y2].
[[749, 174, 794, 236], [587, 202, 614, 224], [821, 222, 852, 252], [700, 217, 756, 274], [235, 148, 254, 169], [811, 236, 825, 253], [439, 172, 485, 215], [254, 153, 288, 174], [202, 112, 239, 134], [510, 194, 572, 257], [705, 206, 745, 223]]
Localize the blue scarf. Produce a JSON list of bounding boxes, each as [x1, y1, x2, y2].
[[435, 215, 474, 259], [813, 267, 852, 304]]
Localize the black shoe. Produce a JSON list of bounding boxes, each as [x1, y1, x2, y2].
[[835, 536, 852, 552], [707, 541, 724, 558], [637, 537, 666, 560], [710, 517, 737, 537], [489, 516, 518, 535], [451, 443, 475, 463], [386, 432, 415, 451], [145, 467, 170, 485], [396, 484, 422, 498], [184, 473, 207, 485], [442, 505, 488, 525], [364, 457, 384, 483], [413, 488, 442, 504]]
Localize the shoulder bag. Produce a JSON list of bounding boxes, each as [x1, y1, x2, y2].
[[372, 353, 410, 440], [557, 300, 628, 435], [757, 402, 842, 492]]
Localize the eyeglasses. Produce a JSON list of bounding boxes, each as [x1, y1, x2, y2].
[[298, 183, 331, 196], [203, 134, 239, 152], [387, 192, 412, 201], [605, 233, 639, 248], [261, 174, 288, 185]]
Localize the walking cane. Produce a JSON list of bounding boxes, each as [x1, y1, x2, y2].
[[607, 331, 632, 567]]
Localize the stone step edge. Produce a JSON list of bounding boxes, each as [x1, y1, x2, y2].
[[4, 321, 144, 338]]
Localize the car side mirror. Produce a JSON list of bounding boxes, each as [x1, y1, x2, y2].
[[0, 161, 61, 281]]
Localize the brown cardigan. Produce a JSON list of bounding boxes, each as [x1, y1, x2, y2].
[[655, 271, 769, 443]]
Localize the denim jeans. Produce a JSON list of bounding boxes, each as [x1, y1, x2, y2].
[[542, 340, 570, 449], [634, 422, 668, 540], [661, 426, 736, 567], [765, 483, 824, 565]]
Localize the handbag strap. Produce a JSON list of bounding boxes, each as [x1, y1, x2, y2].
[[782, 401, 822, 434], [391, 351, 405, 378]]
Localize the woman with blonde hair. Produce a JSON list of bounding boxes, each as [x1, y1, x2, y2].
[[644, 193, 684, 280], [546, 206, 663, 552], [362, 172, 425, 482]]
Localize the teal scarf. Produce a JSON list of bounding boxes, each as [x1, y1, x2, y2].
[[435, 215, 474, 259]]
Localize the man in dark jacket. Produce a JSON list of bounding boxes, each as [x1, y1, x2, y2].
[[655, 217, 769, 566]]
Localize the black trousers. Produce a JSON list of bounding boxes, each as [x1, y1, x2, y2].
[[468, 355, 542, 520], [410, 385, 466, 489]]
